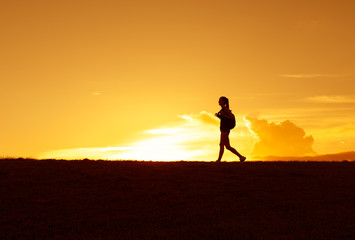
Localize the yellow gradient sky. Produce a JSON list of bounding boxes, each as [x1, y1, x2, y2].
[[1, 0, 354, 160]]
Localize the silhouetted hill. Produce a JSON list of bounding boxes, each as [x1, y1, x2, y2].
[[261, 151, 355, 161]]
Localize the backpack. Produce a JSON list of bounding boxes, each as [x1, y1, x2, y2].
[[227, 112, 236, 130]]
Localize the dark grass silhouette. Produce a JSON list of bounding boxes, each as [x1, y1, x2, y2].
[[1, 159, 354, 239]]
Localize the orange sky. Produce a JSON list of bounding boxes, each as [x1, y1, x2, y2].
[[1, 0, 355, 160]]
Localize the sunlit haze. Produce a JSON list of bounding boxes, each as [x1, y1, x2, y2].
[[1, 0, 354, 161]]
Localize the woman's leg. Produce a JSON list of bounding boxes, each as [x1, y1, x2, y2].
[[217, 131, 228, 162], [224, 135, 243, 158], [217, 131, 246, 162], [225, 136, 242, 158]]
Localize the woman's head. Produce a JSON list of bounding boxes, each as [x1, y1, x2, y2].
[[219, 96, 229, 108]]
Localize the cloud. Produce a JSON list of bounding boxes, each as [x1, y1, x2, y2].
[[40, 147, 132, 160], [179, 111, 219, 125], [296, 20, 320, 29], [39, 111, 223, 161], [245, 116, 314, 157], [145, 128, 182, 135], [280, 74, 349, 79], [304, 95, 355, 103], [43, 111, 353, 161], [93, 91, 103, 96]]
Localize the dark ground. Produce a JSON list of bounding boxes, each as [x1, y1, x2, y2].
[[0, 159, 354, 240]]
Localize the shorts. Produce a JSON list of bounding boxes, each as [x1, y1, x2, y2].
[[220, 127, 230, 133]]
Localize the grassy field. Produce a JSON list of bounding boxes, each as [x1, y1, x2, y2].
[[1, 159, 354, 239]]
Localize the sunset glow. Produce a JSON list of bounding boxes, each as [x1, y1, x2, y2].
[[1, 0, 355, 161]]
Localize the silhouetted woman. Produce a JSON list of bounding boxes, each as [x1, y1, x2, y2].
[[215, 96, 246, 162]]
